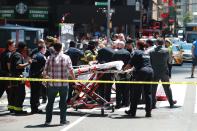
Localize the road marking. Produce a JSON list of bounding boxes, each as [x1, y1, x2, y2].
[[60, 109, 95, 131], [194, 85, 197, 113]]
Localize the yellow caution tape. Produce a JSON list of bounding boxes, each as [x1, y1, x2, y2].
[[0, 77, 196, 85]]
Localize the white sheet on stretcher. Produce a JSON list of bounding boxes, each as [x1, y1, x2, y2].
[[74, 61, 124, 75]]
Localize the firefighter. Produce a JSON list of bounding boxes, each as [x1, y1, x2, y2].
[[10, 42, 32, 114], [0, 40, 16, 113]]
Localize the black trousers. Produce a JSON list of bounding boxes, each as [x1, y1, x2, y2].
[[152, 73, 174, 107], [129, 67, 153, 115], [0, 81, 6, 98], [116, 79, 130, 106], [168, 63, 172, 78], [30, 81, 43, 111], [40, 84, 47, 101], [10, 81, 26, 110], [98, 73, 113, 102], [67, 83, 74, 102], [0, 80, 12, 107]]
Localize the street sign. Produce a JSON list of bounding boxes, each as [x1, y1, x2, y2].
[[95, 2, 108, 6]]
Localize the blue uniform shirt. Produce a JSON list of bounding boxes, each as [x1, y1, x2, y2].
[[193, 41, 197, 56], [29, 52, 46, 77], [66, 47, 84, 66], [129, 50, 151, 70]]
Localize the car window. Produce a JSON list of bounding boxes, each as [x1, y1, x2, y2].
[[181, 44, 192, 50], [172, 45, 180, 51]]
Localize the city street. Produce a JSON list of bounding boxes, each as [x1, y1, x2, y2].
[[1, 62, 197, 131]]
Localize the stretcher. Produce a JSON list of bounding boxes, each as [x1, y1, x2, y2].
[[70, 61, 124, 115]]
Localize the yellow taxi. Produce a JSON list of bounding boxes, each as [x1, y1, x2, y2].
[[172, 44, 183, 65]]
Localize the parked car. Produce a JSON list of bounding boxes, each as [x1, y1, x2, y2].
[[180, 43, 192, 62], [172, 44, 183, 65], [165, 37, 180, 44], [173, 40, 187, 45]]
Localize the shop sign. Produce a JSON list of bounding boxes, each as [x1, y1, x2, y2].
[[15, 2, 27, 15], [0, 6, 48, 21], [29, 8, 48, 20], [0, 8, 15, 19]]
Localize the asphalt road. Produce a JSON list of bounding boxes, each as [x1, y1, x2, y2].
[[1, 62, 197, 131]]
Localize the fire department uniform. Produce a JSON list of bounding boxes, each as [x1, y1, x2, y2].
[[0, 49, 12, 112], [10, 51, 27, 114]]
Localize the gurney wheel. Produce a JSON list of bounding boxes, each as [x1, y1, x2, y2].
[[101, 108, 104, 115]]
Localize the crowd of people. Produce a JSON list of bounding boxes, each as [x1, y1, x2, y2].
[[0, 33, 177, 126]]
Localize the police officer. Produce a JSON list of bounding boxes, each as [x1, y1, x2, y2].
[[10, 42, 32, 114], [0, 40, 15, 113], [112, 40, 131, 108], [66, 41, 84, 67], [125, 41, 154, 117], [29, 43, 46, 114], [30, 39, 51, 58], [30, 39, 48, 103]]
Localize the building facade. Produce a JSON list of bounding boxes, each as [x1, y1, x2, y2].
[[176, 0, 197, 26], [0, 0, 160, 38]]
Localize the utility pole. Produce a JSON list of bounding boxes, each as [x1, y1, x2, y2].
[[107, 0, 111, 43], [138, 0, 143, 38], [140, 0, 143, 33]]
